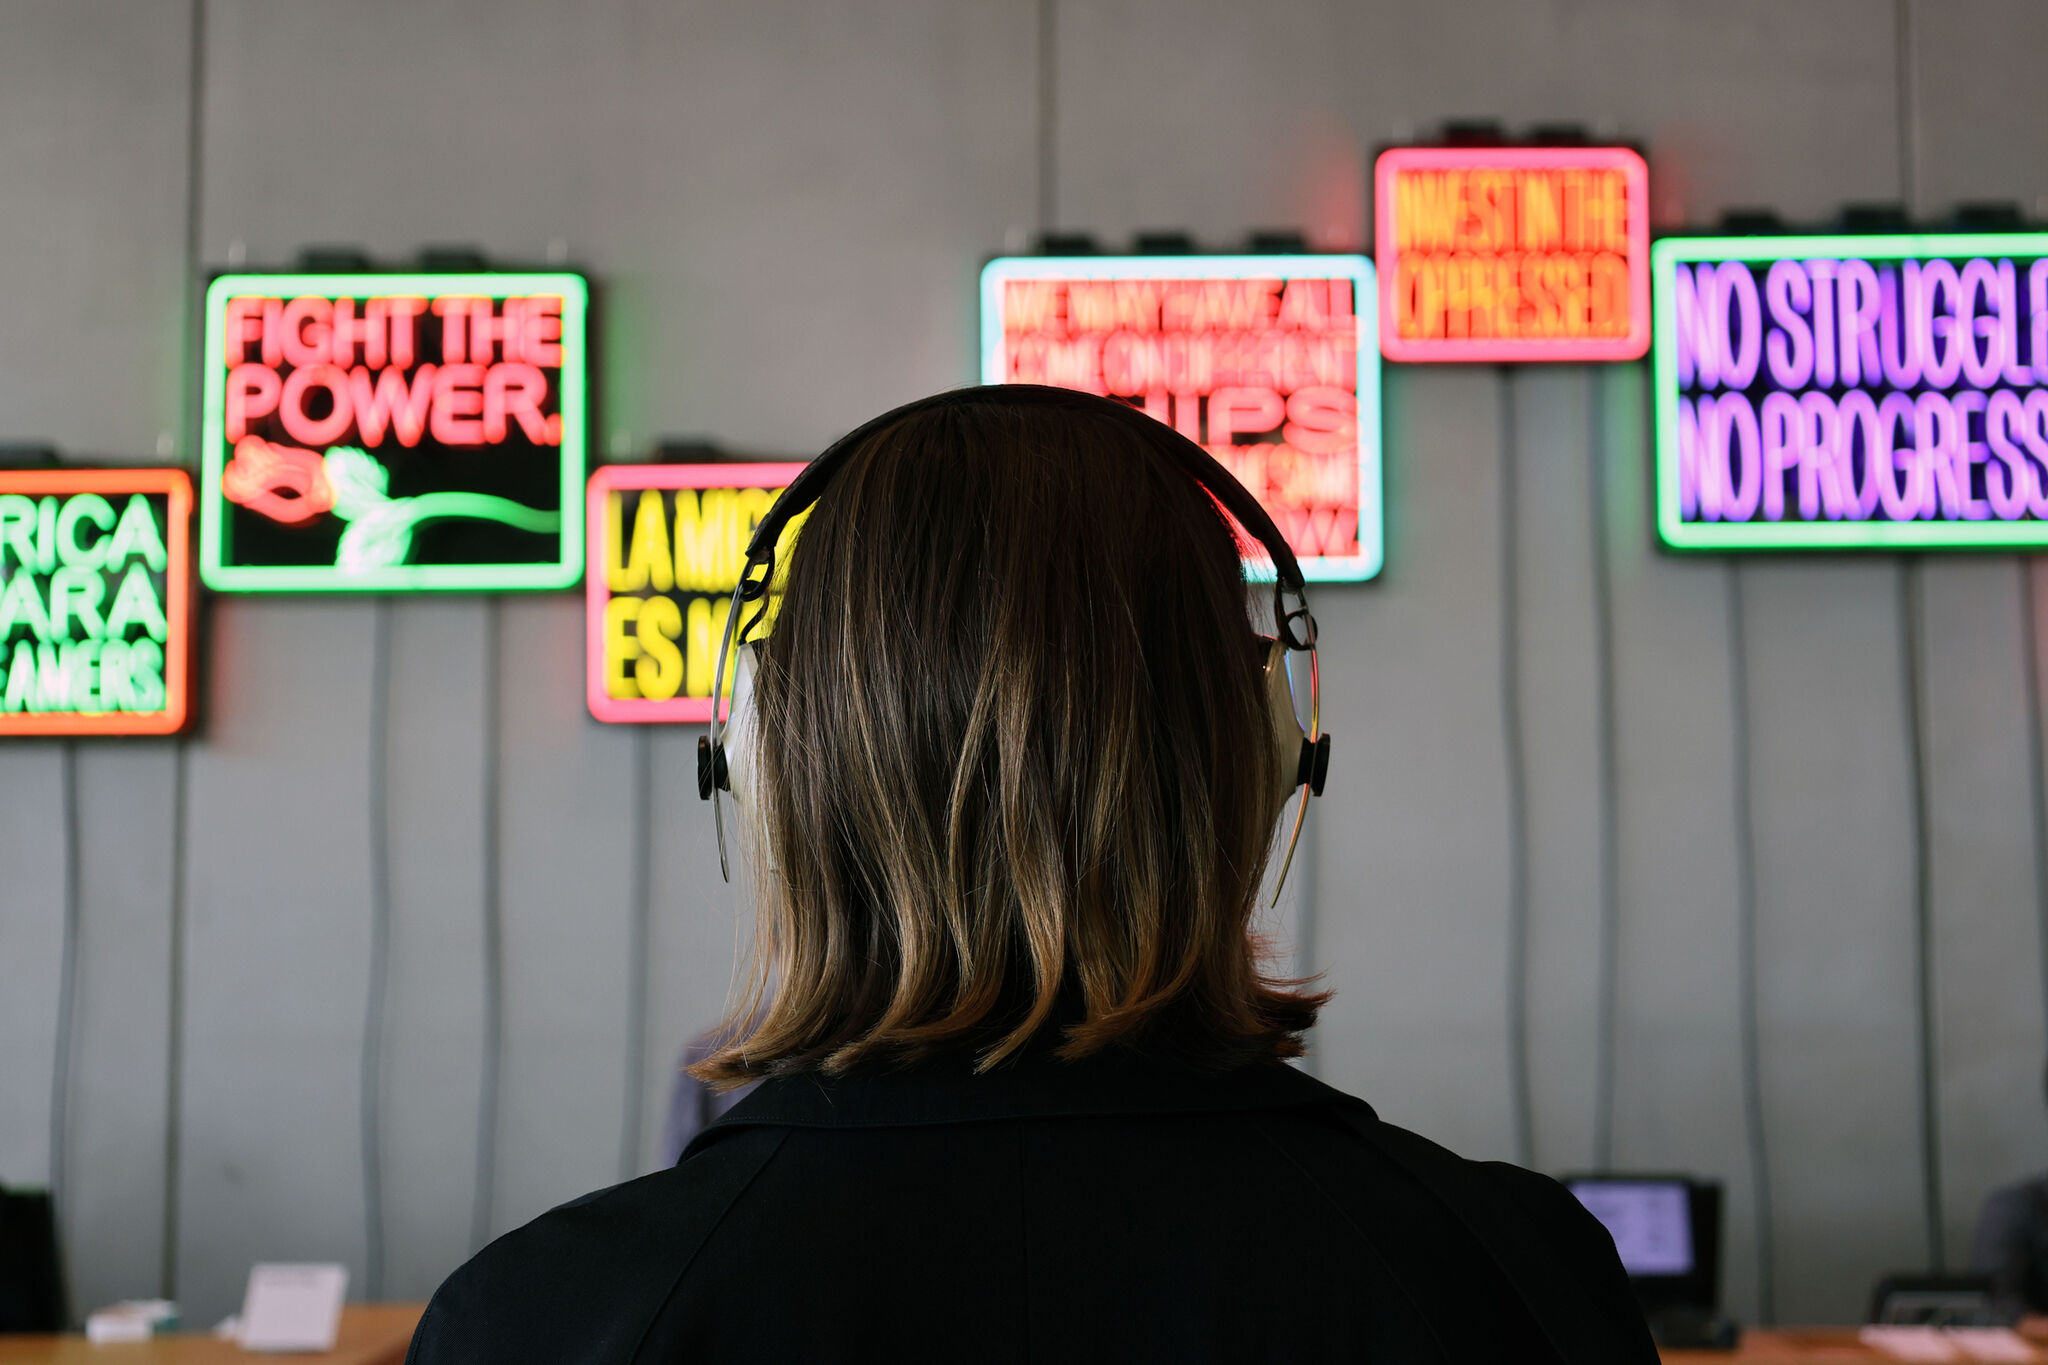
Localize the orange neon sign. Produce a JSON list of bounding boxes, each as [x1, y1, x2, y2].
[[1375, 146, 1650, 362], [0, 468, 193, 737]]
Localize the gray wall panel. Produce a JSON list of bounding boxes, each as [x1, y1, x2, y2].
[[379, 600, 489, 1300], [489, 595, 635, 1239], [0, 746, 66, 1190], [65, 745, 180, 1313], [1918, 561, 2048, 1266], [174, 600, 376, 1322], [1909, 0, 2048, 216], [1598, 363, 1760, 1322], [1745, 562, 1926, 1321], [1510, 367, 1605, 1174], [0, 1, 191, 459]]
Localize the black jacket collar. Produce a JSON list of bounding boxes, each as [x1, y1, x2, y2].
[[693, 1046, 1364, 1146]]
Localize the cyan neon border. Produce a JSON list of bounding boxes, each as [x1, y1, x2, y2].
[[1652, 234, 2048, 552], [980, 254, 1382, 581], [200, 271, 588, 592], [1375, 146, 1650, 363]]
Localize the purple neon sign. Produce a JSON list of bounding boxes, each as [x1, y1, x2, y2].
[[1652, 234, 2048, 550]]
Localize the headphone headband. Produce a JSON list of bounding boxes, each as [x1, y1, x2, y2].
[[702, 382, 1332, 899], [741, 384, 1316, 647]]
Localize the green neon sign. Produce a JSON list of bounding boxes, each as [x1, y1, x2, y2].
[[1653, 233, 2048, 552], [200, 271, 588, 591]]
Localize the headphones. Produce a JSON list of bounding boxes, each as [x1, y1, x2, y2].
[[697, 384, 1332, 898]]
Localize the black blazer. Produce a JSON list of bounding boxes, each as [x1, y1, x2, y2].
[[407, 1049, 1655, 1363]]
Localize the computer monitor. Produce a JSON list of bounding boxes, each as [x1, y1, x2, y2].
[[1565, 1175, 1721, 1312]]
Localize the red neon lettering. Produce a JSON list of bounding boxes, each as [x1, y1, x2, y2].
[[225, 364, 282, 442], [432, 297, 472, 364], [279, 364, 353, 446], [1207, 386, 1284, 443], [226, 297, 267, 363], [469, 298, 523, 365], [384, 296, 425, 369], [347, 364, 437, 447], [1275, 280, 1327, 331], [1004, 281, 1066, 336], [1283, 387, 1356, 454], [329, 298, 388, 368], [483, 363, 550, 443], [431, 364, 486, 444], [280, 297, 333, 367], [521, 297, 563, 367], [260, 298, 284, 367]]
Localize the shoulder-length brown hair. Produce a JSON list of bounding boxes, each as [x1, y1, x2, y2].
[[695, 387, 1324, 1084]]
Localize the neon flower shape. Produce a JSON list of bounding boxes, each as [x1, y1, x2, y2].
[[320, 446, 561, 573], [222, 435, 335, 524]]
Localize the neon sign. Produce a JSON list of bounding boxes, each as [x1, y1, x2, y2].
[[200, 271, 587, 592], [1654, 234, 2048, 551], [981, 255, 1381, 581], [1375, 146, 1650, 362], [0, 468, 191, 736], [586, 463, 807, 723]]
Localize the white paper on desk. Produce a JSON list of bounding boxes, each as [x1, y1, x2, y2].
[[237, 1263, 347, 1352], [1860, 1326, 1964, 1362], [1945, 1328, 2038, 1362]]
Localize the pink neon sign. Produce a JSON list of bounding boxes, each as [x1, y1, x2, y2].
[[585, 463, 806, 724], [1375, 146, 1651, 363]]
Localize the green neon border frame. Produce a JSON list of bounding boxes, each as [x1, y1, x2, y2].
[[1652, 233, 2048, 552], [200, 271, 588, 592], [980, 254, 1382, 582]]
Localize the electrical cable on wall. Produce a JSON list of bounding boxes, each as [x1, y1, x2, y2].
[[1587, 369, 1622, 1173], [162, 0, 207, 1299], [2021, 563, 2048, 1041], [1499, 368, 1535, 1170], [361, 601, 393, 1299], [619, 726, 654, 1182], [1036, 0, 1057, 236], [159, 740, 190, 1302], [1727, 562, 1778, 1324], [49, 743, 82, 1235], [1892, 0, 1946, 1272], [472, 598, 505, 1252], [1901, 563, 1945, 1267]]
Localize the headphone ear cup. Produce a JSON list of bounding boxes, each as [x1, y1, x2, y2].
[[1264, 640, 1302, 814]]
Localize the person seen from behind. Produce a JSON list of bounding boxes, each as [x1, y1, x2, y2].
[[407, 385, 1656, 1363]]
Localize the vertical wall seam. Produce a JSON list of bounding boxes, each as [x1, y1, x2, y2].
[[49, 742, 82, 1322], [160, 743, 189, 1303], [1035, 0, 1057, 236], [161, 0, 206, 1302], [1588, 369, 1621, 1174], [1894, 0, 1944, 1272], [1894, 0, 1919, 220], [471, 599, 505, 1252], [1727, 562, 1777, 1324], [619, 727, 654, 1183], [2022, 563, 2048, 1050], [1902, 563, 1944, 1267], [361, 602, 393, 1298], [1500, 368, 1535, 1170]]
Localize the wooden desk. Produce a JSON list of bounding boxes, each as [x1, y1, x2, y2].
[[1666, 1326, 2048, 1362], [0, 1304, 423, 1365]]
